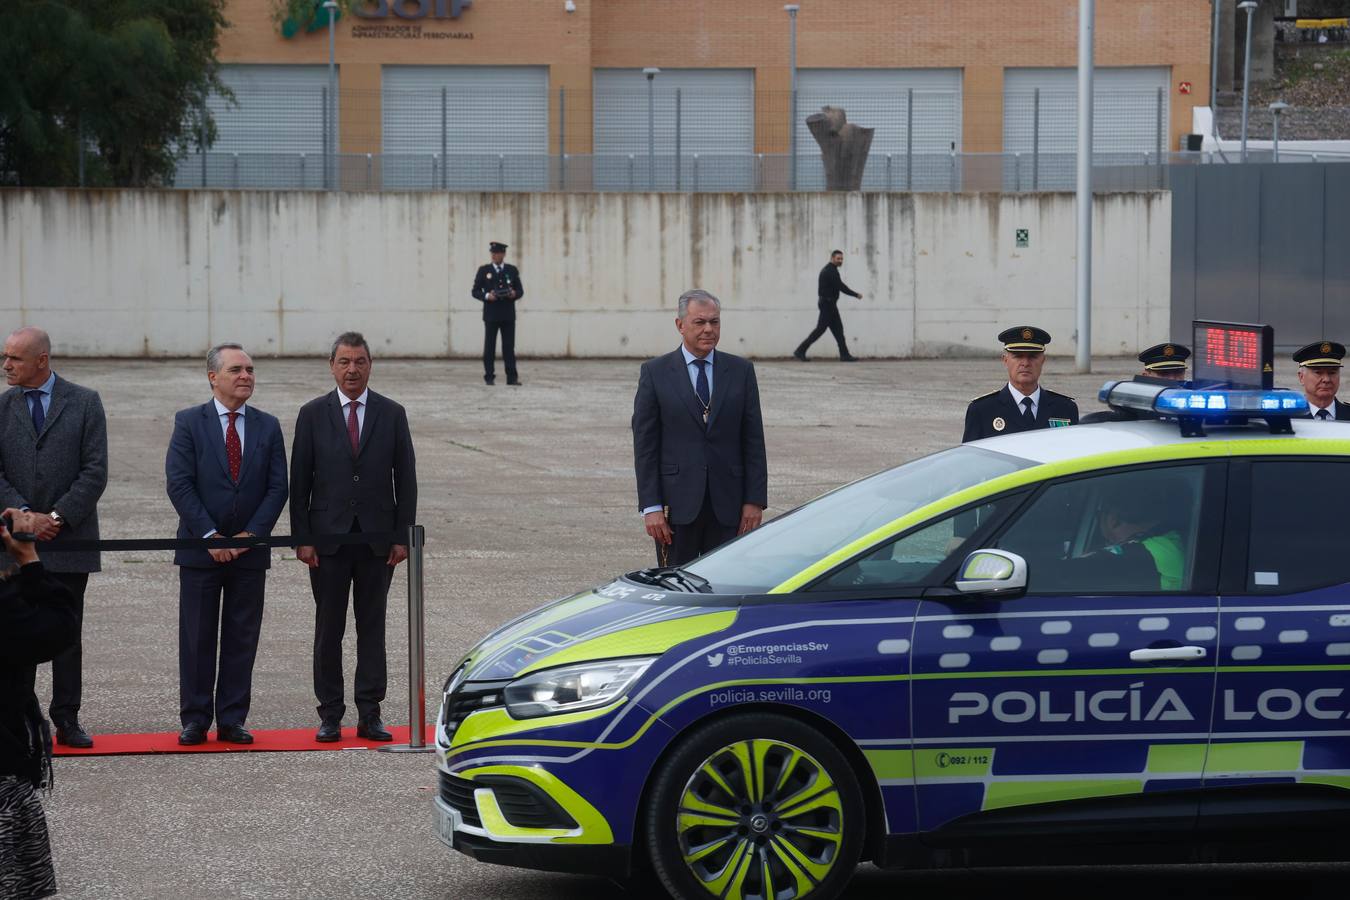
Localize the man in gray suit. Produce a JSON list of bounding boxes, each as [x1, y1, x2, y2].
[[633, 290, 768, 567], [291, 333, 417, 743], [0, 327, 108, 748]]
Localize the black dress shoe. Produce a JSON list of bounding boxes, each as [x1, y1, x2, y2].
[[507, 378, 521, 386], [793, 349, 809, 362], [55, 720, 94, 749], [484, 375, 496, 385], [178, 723, 207, 746], [356, 716, 393, 742], [217, 724, 254, 744], [315, 720, 342, 743], [839, 354, 858, 362]]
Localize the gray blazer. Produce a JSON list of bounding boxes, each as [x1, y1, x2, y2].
[[0, 375, 109, 573]]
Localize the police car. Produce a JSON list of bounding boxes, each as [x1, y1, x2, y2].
[[435, 322, 1350, 899]]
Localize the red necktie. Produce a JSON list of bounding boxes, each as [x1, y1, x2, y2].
[[226, 411, 241, 482], [347, 400, 360, 454]]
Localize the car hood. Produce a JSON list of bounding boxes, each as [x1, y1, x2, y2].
[[457, 580, 738, 682]]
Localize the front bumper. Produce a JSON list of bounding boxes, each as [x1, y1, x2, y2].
[[434, 793, 631, 877]]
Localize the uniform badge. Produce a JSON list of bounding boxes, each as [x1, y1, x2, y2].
[[1021, 328, 1033, 341], [992, 417, 1006, 432], [1324, 342, 1333, 354], [487, 272, 494, 280], [1048, 418, 1071, 428], [1163, 345, 1175, 357]]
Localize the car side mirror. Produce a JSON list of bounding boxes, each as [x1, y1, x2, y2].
[[954, 549, 1028, 596]]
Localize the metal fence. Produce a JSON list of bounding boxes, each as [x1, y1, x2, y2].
[[136, 83, 1350, 192]]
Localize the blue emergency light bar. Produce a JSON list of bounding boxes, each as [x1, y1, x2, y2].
[[1098, 381, 1308, 435]]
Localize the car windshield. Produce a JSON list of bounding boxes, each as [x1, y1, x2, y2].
[[683, 445, 1034, 593]]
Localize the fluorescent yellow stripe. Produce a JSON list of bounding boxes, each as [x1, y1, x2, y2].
[[983, 780, 1142, 811], [517, 610, 737, 675], [863, 749, 913, 780], [1302, 775, 1350, 790], [1205, 741, 1303, 773], [459, 764, 614, 844], [1145, 743, 1206, 773]]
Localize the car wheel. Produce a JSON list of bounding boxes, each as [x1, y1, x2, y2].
[[643, 713, 864, 900]]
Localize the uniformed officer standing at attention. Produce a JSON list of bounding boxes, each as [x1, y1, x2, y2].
[[471, 241, 524, 386], [1293, 341, 1350, 420], [962, 326, 1078, 442], [1137, 342, 1190, 381]]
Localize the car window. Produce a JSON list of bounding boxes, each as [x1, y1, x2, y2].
[[1247, 459, 1350, 594], [993, 465, 1209, 594], [685, 445, 1033, 593], [812, 500, 1007, 591]]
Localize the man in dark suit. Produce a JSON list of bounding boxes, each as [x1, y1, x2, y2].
[[633, 289, 769, 567], [291, 332, 417, 743], [0, 327, 107, 749], [165, 343, 287, 746], [793, 250, 862, 362], [1294, 340, 1350, 420], [963, 326, 1079, 442], [471, 241, 525, 386]]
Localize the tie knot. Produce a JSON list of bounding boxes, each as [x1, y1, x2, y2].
[[1318, 409, 1331, 420], [227, 411, 238, 424], [1022, 397, 1032, 408], [693, 358, 707, 370]]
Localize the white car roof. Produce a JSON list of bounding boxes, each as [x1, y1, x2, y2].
[[969, 418, 1350, 466]]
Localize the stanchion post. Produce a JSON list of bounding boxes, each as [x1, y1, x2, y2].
[[381, 524, 432, 753]]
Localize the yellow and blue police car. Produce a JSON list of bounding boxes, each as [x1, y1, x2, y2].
[[434, 322, 1350, 900]]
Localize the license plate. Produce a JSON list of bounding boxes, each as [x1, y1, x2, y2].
[[435, 803, 461, 847]]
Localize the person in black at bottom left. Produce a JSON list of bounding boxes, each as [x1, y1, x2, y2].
[[0, 508, 78, 900]]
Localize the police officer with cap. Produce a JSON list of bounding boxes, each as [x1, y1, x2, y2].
[[1138, 342, 1190, 381], [471, 241, 525, 386], [1293, 340, 1350, 420], [963, 326, 1078, 442]]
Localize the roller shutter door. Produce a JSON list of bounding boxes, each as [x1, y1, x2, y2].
[[175, 65, 330, 189], [592, 69, 755, 191], [1003, 67, 1171, 188], [382, 65, 549, 190], [794, 68, 963, 191]]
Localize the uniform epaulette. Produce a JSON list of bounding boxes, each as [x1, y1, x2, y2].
[[1042, 388, 1076, 402], [968, 391, 999, 403]]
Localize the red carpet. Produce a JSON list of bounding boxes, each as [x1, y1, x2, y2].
[[53, 724, 431, 756]]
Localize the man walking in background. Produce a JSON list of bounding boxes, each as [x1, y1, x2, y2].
[[166, 343, 287, 746], [0, 327, 107, 749], [794, 249, 863, 362], [633, 289, 768, 567], [471, 241, 525, 386], [291, 332, 417, 743]]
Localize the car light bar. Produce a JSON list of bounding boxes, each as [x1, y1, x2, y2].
[[1099, 381, 1308, 418]]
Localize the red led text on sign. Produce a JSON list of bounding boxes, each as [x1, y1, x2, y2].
[[1202, 327, 1260, 370]]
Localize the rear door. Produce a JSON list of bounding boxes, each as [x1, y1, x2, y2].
[[910, 462, 1224, 849]]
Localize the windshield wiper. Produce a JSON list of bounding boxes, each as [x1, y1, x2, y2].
[[631, 566, 713, 593]]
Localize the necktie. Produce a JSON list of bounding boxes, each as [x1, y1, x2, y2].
[[1317, 409, 1331, 421], [1021, 396, 1035, 423], [347, 400, 360, 453], [26, 390, 44, 434], [693, 359, 711, 423], [226, 411, 241, 482]]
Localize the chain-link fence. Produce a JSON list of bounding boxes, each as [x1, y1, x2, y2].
[[137, 82, 1350, 193]]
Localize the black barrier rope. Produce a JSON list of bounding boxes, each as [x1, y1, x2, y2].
[[33, 532, 412, 553]]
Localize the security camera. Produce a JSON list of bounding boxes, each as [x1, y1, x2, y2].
[[564, 0, 576, 11]]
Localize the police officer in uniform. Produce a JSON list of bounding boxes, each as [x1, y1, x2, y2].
[[471, 242, 524, 386], [962, 326, 1078, 442], [1293, 341, 1350, 420], [1137, 342, 1190, 381]]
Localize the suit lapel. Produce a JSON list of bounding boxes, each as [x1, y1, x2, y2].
[[10, 388, 35, 439], [38, 377, 68, 438], [705, 353, 725, 431], [671, 350, 705, 429], [328, 391, 351, 456], [205, 402, 232, 481], [358, 391, 380, 456]]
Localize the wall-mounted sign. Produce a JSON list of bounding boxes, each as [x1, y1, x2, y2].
[[1015, 228, 1029, 248], [354, 0, 474, 19], [1179, 81, 1192, 94]]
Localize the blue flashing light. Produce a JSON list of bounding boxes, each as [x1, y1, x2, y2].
[[1103, 382, 1309, 420]]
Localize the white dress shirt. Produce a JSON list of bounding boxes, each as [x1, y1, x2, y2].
[[1006, 383, 1042, 420], [340, 388, 369, 438]]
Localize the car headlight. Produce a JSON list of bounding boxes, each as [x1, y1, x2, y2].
[[502, 657, 656, 719]]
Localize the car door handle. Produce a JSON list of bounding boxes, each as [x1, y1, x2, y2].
[[1129, 646, 1207, 662]]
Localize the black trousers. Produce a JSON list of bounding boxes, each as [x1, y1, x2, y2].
[[797, 299, 848, 357], [310, 543, 393, 722], [656, 489, 737, 568], [178, 565, 266, 729], [484, 321, 517, 381], [46, 572, 88, 724]]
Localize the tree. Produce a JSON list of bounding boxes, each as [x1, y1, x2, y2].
[[0, 0, 229, 187]]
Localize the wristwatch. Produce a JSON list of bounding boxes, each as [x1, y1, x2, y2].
[[49, 510, 63, 527]]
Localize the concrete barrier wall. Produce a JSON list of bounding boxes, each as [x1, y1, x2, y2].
[[0, 189, 1169, 358]]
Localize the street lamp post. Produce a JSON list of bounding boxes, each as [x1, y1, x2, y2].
[[643, 68, 660, 190], [1210, 0, 1221, 142], [785, 5, 799, 190], [1075, 0, 1095, 374], [324, 0, 338, 189], [1270, 100, 1289, 162], [1239, 1, 1258, 162]]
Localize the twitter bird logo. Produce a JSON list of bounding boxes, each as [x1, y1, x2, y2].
[[706, 652, 724, 667]]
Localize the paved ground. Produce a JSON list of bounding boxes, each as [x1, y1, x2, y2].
[[32, 354, 1346, 898]]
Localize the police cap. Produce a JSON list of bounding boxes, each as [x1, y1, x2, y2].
[[489, 241, 508, 253], [999, 325, 1051, 353], [1138, 342, 1191, 372], [1293, 341, 1346, 368]]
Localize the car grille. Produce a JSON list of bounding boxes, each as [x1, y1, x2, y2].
[[439, 771, 482, 828], [478, 776, 578, 830], [440, 680, 507, 742]]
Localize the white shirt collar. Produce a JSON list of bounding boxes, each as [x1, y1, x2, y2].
[[1006, 383, 1041, 408], [681, 345, 715, 367], [339, 388, 369, 408], [213, 398, 247, 417], [1311, 400, 1335, 418]]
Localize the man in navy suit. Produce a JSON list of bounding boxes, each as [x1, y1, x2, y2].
[[632, 289, 769, 567], [165, 343, 287, 746]]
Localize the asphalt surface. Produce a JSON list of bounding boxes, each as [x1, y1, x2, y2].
[[30, 354, 1347, 898]]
